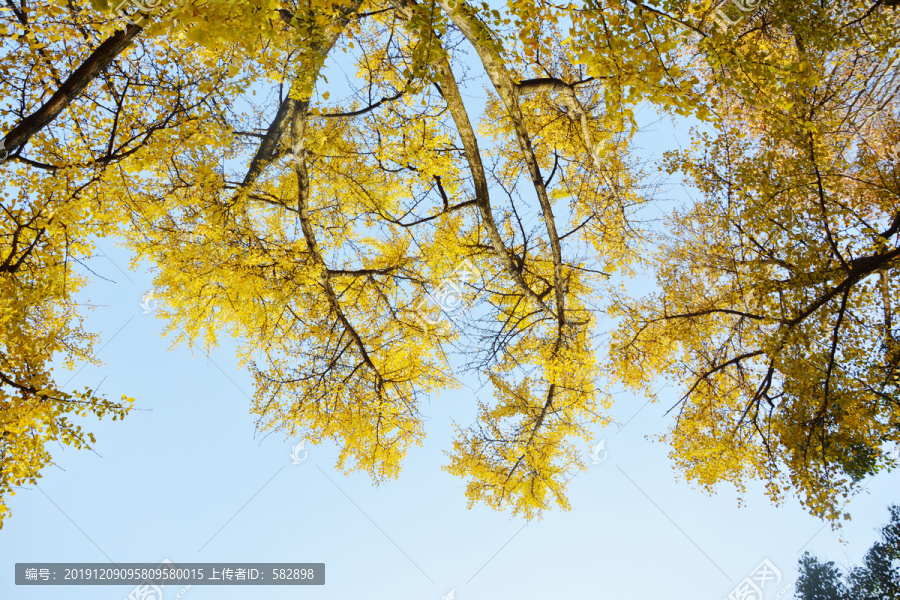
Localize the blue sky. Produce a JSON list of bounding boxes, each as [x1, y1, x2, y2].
[[3, 192, 898, 600], [2, 36, 899, 600]]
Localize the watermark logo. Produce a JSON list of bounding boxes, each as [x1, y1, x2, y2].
[[711, 0, 768, 33], [140, 289, 158, 314], [889, 445, 900, 462], [288, 141, 303, 166], [124, 559, 173, 600], [290, 440, 308, 464], [411, 259, 482, 332], [442, 589, 456, 600], [589, 439, 608, 464], [122, 558, 191, 600], [126, 582, 164, 600], [111, 0, 189, 30], [774, 581, 794, 600], [731, 0, 762, 11], [726, 559, 781, 600], [112, 0, 163, 28], [888, 141, 900, 162]]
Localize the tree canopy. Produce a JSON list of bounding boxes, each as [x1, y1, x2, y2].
[[0, 0, 898, 526], [795, 504, 900, 600]]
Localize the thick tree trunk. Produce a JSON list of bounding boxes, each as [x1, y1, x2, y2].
[[2, 23, 143, 157]]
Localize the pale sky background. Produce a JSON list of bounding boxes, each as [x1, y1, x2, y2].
[[2, 20, 900, 600]]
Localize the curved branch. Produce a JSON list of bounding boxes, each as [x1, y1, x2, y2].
[[232, 0, 364, 203], [2, 22, 144, 156], [390, 0, 558, 320], [435, 0, 566, 326]]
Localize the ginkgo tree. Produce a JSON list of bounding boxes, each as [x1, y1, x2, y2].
[[0, 0, 256, 524], [0, 171, 133, 524], [610, 7, 900, 522], [110, 0, 644, 519], [0, 0, 898, 528]]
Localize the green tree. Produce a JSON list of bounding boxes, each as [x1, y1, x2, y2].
[[846, 505, 900, 600], [796, 505, 900, 600], [796, 554, 850, 600]]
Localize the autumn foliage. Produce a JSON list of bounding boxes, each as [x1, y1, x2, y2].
[[0, 0, 898, 526]]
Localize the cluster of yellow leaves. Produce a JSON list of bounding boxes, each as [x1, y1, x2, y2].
[[445, 290, 609, 518], [609, 12, 900, 521], [0, 173, 132, 527], [4, 0, 897, 529]]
